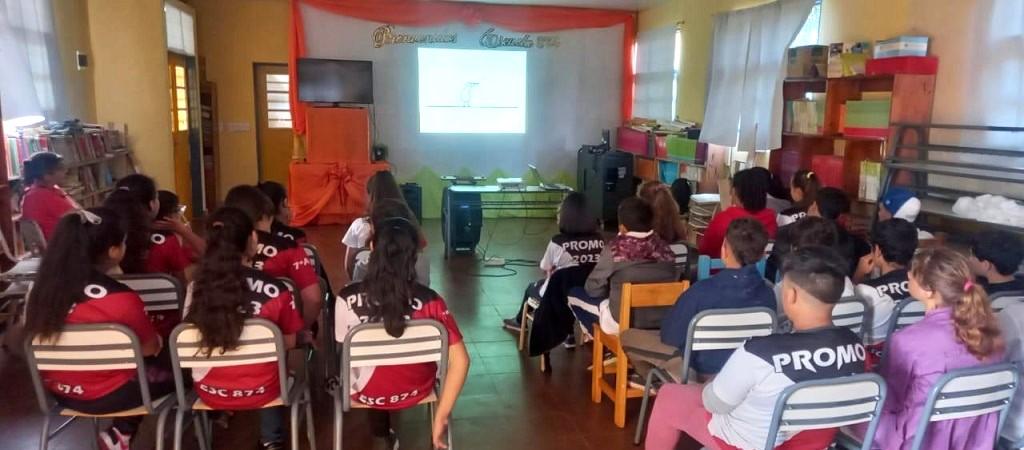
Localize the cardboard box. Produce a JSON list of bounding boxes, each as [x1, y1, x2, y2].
[[666, 135, 697, 161], [859, 161, 882, 202], [827, 41, 872, 78], [866, 56, 938, 75], [875, 35, 929, 58], [787, 45, 828, 78], [785, 100, 825, 134]]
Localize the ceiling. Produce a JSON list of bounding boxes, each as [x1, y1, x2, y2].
[[444, 0, 666, 11]]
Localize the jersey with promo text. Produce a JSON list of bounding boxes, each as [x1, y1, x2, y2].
[[43, 273, 159, 401], [540, 232, 605, 272], [252, 230, 317, 290], [271, 220, 307, 244], [707, 327, 866, 450], [192, 268, 304, 410], [334, 282, 463, 410], [855, 269, 912, 344]]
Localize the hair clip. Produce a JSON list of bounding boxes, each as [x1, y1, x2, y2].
[[806, 171, 815, 178], [75, 209, 102, 225], [211, 221, 225, 229], [117, 186, 131, 192], [963, 280, 974, 292]]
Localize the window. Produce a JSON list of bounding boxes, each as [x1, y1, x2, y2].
[[632, 24, 680, 122], [164, 2, 195, 56], [265, 74, 292, 129], [170, 65, 188, 131], [790, 0, 822, 47], [0, 0, 63, 127]]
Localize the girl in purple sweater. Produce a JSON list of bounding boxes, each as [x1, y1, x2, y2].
[[868, 248, 1004, 450]]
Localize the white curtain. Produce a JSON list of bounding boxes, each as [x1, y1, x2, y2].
[[700, 0, 814, 151], [0, 0, 65, 124], [633, 24, 677, 122]]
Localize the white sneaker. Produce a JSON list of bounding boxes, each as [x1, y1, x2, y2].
[[97, 427, 131, 450]]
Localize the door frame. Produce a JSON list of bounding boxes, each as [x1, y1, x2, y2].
[[169, 51, 205, 216], [252, 62, 291, 183]]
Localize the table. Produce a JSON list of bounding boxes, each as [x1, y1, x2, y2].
[[442, 185, 571, 258]]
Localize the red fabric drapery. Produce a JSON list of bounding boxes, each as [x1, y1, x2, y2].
[[289, 0, 636, 135]]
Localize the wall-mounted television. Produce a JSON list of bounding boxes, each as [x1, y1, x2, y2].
[[297, 58, 374, 104]]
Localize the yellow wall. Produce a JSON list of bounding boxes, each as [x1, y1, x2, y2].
[[190, 0, 290, 196], [86, 0, 175, 189], [51, 0, 96, 122], [819, 0, 909, 44]]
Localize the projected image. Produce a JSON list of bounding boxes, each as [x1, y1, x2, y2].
[[418, 48, 527, 134]]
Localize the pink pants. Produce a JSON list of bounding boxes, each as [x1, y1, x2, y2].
[[645, 383, 732, 450]]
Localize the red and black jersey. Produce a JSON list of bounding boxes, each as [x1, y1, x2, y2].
[[193, 268, 304, 410], [271, 220, 307, 244], [252, 230, 317, 290], [334, 282, 463, 410], [145, 231, 195, 336], [43, 273, 159, 401]]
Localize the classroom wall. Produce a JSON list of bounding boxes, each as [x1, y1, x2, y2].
[[50, 0, 96, 122], [190, 0, 291, 196], [86, 0, 176, 189]]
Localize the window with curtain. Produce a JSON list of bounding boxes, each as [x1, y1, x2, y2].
[[790, 0, 822, 48], [700, 0, 815, 153], [632, 24, 679, 122], [0, 0, 65, 128], [164, 1, 195, 56]]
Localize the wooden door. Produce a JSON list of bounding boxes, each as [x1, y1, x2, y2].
[[254, 64, 294, 184], [168, 53, 193, 217]]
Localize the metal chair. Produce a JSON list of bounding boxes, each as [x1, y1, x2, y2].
[[114, 273, 184, 322], [771, 373, 887, 450], [991, 291, 1024, 313], [592, 281, 689, 428], [169, 318, 316, 450], [0, 224, 40, 283], [696, 255, 767, 281], [887, 298, 927, 335], [25, 323, 177, 450], [17, 217, 47, 256], [634, 307, 777, 444], [832, 296, 870, 340], [335, 320, 450, 450]]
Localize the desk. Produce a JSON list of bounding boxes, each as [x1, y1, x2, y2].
[[442, 185, 571, 258]]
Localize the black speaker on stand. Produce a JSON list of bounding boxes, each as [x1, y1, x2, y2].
[[577, 130, 634, 228], [400, 183, 423, 223]]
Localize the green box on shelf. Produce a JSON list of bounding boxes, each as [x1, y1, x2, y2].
[[666, 135, 697, 160], [845, 100, 891, 128]]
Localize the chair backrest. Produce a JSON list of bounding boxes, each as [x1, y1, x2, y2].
[[991, 291, 1024, 313], [24, 323, 153, 414], [17, 218, 47, 256], [169, 318, 289, 407], [618, 281, 690, 333], [340, 319, 449, 410], [114, 274, 184, 316], [765, 373, 887, 450], [888, 298, 927, 336], [301, 243, 323, 274], [697, 255, 767, 281], [680, 307, 776, 383], [911, 363, 1019, 450], [832, 296, 869, 339]]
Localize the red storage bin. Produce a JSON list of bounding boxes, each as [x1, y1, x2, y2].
[[866, 56, 938, 76], [811, 155, 844, 188], [654, 135, 668, 158], [616, 126, 652, 156]]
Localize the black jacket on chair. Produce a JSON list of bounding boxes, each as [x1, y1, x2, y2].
[[528, 264, 595, 357]]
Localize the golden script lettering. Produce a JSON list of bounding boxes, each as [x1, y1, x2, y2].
[[479, 28, 560, 49], [372, 25, 458, 48]]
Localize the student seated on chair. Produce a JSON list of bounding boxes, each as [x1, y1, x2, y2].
[[853, 219, 919, 361], [643, 246, 866, 450], [336, 214, 470, 450], [998, 301, 1024, 447], [257, 181, 307, 244], [149, 190, 205, 278], [20, 152, 79, 240], [184, 207, 306, 450], [806, 187, 870, 276], [342, 170, 406, 277], [698, 168, 778, 258], [350, 198, 431, 286], [568, 197, 676, 336], [850, 248, 1005, 450], [771, 217, 857, 312], [24, 208, 172, 450], [638, 180, 689, 263], [502, 192, 604, 333], [877, 187, 934, 241], [223, 185, 321, 327], [777, 170, 820, 227], [969, 230, 1024, 295], [622, 217, 775, 381]]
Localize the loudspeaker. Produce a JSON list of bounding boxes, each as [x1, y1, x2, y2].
[[441, 187, 482, 254], [577, 147, 634, 226], [400, 183, 422, 223]]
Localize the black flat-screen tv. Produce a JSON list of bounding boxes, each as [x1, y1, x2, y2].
[[297, 58, 374, 104]]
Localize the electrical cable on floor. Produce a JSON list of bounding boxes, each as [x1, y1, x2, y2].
[[466, 266, 519, 278]]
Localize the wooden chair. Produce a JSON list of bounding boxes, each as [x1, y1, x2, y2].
[[591, 280, 689, 428]]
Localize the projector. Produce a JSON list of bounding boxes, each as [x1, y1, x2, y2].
[[497, 178, 525, 191]]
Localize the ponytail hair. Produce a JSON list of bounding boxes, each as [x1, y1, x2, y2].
[[364, 214, 420, 337], [910, 248, 1003, 360], [185, 207, 253, 355], [25, 208, 126, 341], [365, 170, 403, 215], [104, 174, 158, 274], [23, 152, 63, 186], [638, 180, 686, 243], [792, 169, 820, 209]]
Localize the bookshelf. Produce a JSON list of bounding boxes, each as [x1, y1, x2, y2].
[[769, 74, 936, 211], [0, 102, 14, 266]]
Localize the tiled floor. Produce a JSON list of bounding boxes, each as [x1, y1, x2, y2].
[[0, 218, 699, 450]]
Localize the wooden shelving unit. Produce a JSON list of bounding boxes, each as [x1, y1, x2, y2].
[[770, 73, 936, 204], [200, 81, 218, 210]]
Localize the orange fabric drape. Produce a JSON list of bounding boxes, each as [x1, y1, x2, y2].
[[288, 161, 389, 226], [289, 0, 636, 135]]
